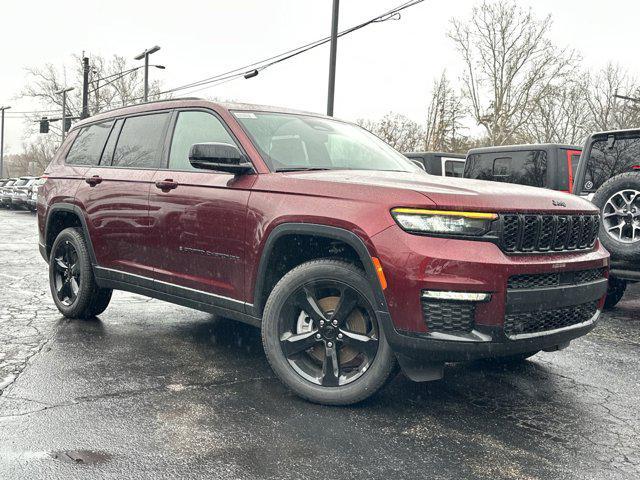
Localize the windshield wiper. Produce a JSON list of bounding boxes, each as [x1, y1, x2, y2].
[[275, 167, 333, 172]]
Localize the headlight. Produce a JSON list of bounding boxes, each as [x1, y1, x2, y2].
[[391, 208, 498, 236]]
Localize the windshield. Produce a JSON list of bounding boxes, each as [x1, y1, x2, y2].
[[580, 135, 640, 193], [464, 150, 547, 187], [233, 111, 420, 173]]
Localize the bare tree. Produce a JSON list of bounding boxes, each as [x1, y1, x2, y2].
[[3, 136, 58, 176], [358, 113, 424, 152], [584, 63, 640, 132], [20, 54, 165, 137], [424, 72, 468, 152], [524, 80, 591, 144], [449, 0, 579, 145]]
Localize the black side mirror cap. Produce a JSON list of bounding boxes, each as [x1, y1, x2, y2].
[[188, 143, 254, 175]]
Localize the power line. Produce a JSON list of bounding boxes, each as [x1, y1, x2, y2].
[[157, 0, 424, 97], [5, 0, 425, 122]]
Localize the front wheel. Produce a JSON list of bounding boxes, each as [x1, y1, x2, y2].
[[49, 227, 113, 319], [261, 259, 397, 405]]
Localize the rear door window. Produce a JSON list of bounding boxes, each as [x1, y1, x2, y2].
[[582, 135, 640, 193], [168, 111, 237, 171], [112, 113, 171, 169], [464, 150, 547, 187], [66, 121, 114, 165]]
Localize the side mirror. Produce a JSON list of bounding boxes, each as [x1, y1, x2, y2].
[[188, 143, 254, 175]]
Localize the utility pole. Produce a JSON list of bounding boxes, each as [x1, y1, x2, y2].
[[81, 56, 90, 119], [55, 87, 74, 142], [0, 106, 10, 177], [134, 45, 161, 102], [326, 0, 340, 116]]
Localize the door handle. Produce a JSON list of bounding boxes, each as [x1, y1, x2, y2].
[[85, 175, 103, 187], [155, 179, 178, 191]]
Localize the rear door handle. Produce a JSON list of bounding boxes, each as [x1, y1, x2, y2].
[[85, 175, 103, 186], [155, 179, 178, 191]]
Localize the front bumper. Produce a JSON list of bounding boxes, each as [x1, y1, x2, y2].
[[379, 309, 600, 362], [371, 225, 609, 361]]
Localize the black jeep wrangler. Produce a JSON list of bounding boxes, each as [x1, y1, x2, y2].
[[573, 129, 640, 307]]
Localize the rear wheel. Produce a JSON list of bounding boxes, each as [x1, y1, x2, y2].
[[261, 259, 397, 405], [49, 227, 113, 319]]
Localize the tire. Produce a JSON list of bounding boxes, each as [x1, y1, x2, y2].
[[604, 277, 627, 309], [261, 259, 397, 405], [49, 227, 113, 319], [592, 172, 640, 261]]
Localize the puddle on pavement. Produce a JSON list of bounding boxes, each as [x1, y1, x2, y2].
[[50, 450, 112, 465]]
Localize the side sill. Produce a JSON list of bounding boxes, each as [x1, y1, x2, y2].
[[94, 267, 262, 328]]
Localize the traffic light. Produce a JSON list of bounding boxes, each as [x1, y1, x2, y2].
[[39, 117, 49, 134], [64, 117, 72, 132]]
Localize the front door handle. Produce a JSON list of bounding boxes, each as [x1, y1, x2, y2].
[[155, 179, 178, 191], [85, 175, 103, 187]]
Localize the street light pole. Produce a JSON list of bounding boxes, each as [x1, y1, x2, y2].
[[327, 0, 340, 116], [0, 105, 10, 177], [134, 45, 161, 102], [55, 87, 74, 142]]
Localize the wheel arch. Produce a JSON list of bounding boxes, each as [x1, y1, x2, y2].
[[250, 223, 388, 317], [44, 203, 97, 265]]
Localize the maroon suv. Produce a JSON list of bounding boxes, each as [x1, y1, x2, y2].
[[38, 99, 609, 405]]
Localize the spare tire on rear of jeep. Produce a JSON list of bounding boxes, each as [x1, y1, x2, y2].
[[592, 171, 640, 261]]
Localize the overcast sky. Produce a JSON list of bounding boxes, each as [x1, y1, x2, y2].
[[1, 0, 639, 154]]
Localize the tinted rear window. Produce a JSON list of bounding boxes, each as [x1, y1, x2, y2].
[[464, 150, 547, 187], [66, 121, 114, 165], [112, 113, 170, 168], [581, 136, 640, 192]]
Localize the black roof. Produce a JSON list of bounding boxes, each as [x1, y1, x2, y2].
[[587, 128, 640, 139], [467, 143, 581, 155], [404, 151, 466, 159]]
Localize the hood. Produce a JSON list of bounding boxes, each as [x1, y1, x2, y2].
[[282, 170, 597, 214]]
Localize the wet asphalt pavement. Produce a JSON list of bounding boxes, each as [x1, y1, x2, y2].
[[0, 208, 639, 480]]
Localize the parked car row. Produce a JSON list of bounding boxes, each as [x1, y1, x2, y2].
[[0, 176, 43, 212]]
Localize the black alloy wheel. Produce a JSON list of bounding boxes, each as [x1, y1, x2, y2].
[[52, 240, 81, 306], [279, 280, 379, 387]]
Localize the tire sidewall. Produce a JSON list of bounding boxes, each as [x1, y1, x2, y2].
[[262, 260, 396, 405]]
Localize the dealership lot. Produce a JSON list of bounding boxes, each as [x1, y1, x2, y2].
[[0, 208, 639, 479]]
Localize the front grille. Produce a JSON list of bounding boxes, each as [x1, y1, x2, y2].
[[422, 300, 475, 333], [507, 268, 606, 290], [499, 214, 599, 253], [504, 301, 598, 337]]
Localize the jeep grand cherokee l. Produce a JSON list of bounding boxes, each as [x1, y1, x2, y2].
[[38, 99, 609, 405]]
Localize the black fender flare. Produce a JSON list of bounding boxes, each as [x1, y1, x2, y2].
[[43, 202, 97, 265], [251, 223, 389, 316]]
